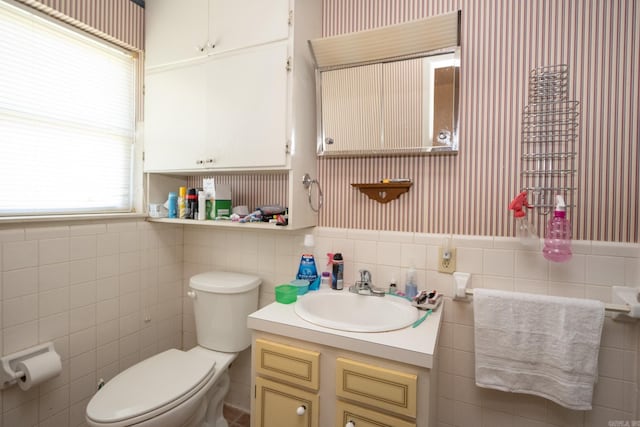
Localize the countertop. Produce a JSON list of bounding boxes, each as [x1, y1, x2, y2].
[[247, 290, 443, 368]]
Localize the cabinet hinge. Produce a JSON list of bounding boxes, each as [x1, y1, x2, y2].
[[285, 142, 290, 154], [254, 385, 256, 398], [288, 10, 293, 26], [142, 151, 145, 161], [286, 56, 292, 72]]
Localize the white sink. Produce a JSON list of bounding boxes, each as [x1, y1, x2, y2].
[[294, 290, 419, 332]]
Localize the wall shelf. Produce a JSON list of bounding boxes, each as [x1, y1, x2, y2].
[[351, 182, 413, 204], [146, 217, 313, 231]]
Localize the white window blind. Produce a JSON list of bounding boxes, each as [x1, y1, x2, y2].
[[0, 1, 135, 216]]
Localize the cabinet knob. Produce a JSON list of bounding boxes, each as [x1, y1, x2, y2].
[[346, 421, 355, 427], [196, 159, 204, 165], [296, 405, 306, 416], [195, 45, 206, 53], [187, 290, 197, 299], [205, 158, 215, 164]]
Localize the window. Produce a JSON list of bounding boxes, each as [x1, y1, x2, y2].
[[0, 1, 136, 216]]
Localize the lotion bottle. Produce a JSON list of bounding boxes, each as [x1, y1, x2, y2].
[[197, 191, 206, 220]]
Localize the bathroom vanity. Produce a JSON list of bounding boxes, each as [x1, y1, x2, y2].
[[247, 296, 442, 427]]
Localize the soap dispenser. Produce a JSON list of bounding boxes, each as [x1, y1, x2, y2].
[[405, 267, 418, 299], [542, 195, 572, 262]]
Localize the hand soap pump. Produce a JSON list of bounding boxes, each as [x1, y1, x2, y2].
[[508, 190, 538, 248], [405, 267, 418, 299], [542, 195, 572, 262], [296, 234, 318, 286]]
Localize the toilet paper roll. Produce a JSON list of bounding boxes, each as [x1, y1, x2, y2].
[[16, 352, 62, 391]]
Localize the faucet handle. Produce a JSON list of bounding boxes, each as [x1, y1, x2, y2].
[[359, 269, 371, 283]]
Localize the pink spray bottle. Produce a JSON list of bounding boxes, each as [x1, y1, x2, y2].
[[542, 195, 572, 262]]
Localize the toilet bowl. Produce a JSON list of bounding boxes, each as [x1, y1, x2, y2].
[[86, 272, 261, 427]]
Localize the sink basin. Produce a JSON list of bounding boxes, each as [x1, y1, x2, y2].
[[294, 290, 419, 332]]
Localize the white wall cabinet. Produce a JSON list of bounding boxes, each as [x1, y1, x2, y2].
[[144, 61, 207, 171], [145, 0, 290, 69], [205, 43, 288, 169], [144, 43, 288, 172], [143, 0, 321, 229]]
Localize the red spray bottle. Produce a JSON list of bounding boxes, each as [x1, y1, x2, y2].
[[508, 191, 539, 248]]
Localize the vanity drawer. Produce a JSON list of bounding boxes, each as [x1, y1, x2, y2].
[[336, 400, 416, 427], [255, 339, 320, 391], [336, 357, 417, 418]]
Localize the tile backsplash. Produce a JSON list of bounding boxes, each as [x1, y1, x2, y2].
[[182, 225, 639, 426], [0, 221, 638, 426]]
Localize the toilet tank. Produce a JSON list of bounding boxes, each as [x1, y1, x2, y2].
[[189, 271, 261, 352]]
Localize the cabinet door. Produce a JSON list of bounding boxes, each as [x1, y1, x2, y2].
[[255, 377, 318, 427], [145, 0, 209, 68], [205, 43, 288, 169], [144, 63, 207, 172], [320, 64, 383, 154], [336, 357, 417, 418], [209, 0, 290, 54], [336, 401, 416, 427], [254, 339, 320, 391]]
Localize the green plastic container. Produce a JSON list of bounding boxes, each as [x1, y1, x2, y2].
[[275, 285, 298, 304]]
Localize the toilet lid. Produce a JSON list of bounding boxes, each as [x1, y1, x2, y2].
[[86, 349, 216, 424]]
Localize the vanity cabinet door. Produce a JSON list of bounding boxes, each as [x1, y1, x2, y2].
[[254, 338, 320, 391], [336, 400, 416, 427], [336, 357, 418, 418], [255, 376, 319, 427]]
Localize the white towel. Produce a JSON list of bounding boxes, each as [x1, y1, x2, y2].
[[473, 288, 605, 410]]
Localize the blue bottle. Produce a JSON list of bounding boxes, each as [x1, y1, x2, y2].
[[167, 192, 178, 218], [296, 235, 318, 284]]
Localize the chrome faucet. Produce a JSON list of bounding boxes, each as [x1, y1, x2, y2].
[[349, 269, 385, 297]]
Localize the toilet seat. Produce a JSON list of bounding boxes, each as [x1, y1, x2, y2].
[[86, 349, 217, 426]]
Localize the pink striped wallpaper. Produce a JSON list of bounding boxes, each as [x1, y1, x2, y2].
[[187, 174, 289, 214], [13, 0, 144, 51], [15, 0, 637, 242], [318, 0, 639, 243]]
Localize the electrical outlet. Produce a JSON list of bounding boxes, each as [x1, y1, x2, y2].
[[438, 247, 456, 274]]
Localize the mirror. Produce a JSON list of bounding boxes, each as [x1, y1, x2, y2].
[[317, 48, 460, 157]]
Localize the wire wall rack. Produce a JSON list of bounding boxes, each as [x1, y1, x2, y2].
[[520, 65, 579, 229]]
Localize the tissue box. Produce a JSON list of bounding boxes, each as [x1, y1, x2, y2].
[[206, 181, 231, 218]]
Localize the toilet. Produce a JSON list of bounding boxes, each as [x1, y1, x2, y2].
[[86, 271, 261, 427]]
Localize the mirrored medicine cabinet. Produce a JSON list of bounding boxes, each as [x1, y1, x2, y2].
[[309, 11, 461, 157]]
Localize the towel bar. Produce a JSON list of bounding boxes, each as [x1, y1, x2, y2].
[[459, 288, 630, 314]]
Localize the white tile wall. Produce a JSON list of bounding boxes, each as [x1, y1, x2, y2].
[[0, 220, 183, 427], [311, 228, 640, 427], [2, 221, 636, 425]]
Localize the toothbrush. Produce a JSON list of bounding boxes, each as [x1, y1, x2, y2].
[[412, 309, 433, 328]]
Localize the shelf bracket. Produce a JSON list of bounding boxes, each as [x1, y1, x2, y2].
[[351, 182, 412, 204]]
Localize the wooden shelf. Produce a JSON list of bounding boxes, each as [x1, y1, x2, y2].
[[351, 182, 413, 204]]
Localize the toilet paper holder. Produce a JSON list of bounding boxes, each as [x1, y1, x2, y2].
[[0, 342, 57, 390]]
